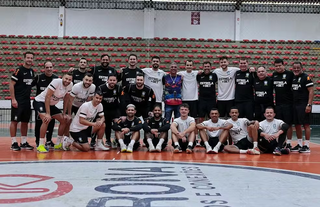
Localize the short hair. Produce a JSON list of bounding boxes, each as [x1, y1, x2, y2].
[[229, 106, 239, 112], [180, 103, 189, 109], [24, 51, 34, 58], [185, 59, 193, 65], [80, 57, 87, 61], [239, 57, 248, 62], [153, 104, 162, 111], [293, 61, 303, 68], [210, 108, 219, 113], [265, 106, 275, 112], [151, 56, 160, 61], [203, 61, 211, 66], [219, 56, 228, 61], [274, 58, 284, 65], [44, 61, 53, 68], [64, 72, 73, 77], [127, 104, 136, 109], [128, 54, 137, 59], [108, 74, 117, 79], [94, 90, 103, 97], [136, 74, 144, 79], [257, 65, 266, 70], [101, 54, 110, 60], [84, 73, 93, 78]]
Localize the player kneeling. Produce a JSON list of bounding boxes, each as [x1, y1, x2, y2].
[[197, 108, 232, 154], [143, 105, 170, 152], [63, 92, 109, 152], [112, 104, 142, 153]]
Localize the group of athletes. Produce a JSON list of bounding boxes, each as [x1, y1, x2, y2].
[[9, 51, 314, 155]]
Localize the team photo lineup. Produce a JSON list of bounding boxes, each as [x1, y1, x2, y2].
[[10, 51, 314, 155]]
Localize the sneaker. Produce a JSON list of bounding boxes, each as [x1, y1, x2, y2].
[[247, 147, 260, 155], [120, 144, 127, 152], [20, 142, 34, 150], [62, 137, 71, 151], [45, 141, 55, 149], [37, 145, 48, 153], [186, 146, 193, 154], [155, 144, 162, 152], [54, 143, 62, 150], [285, 143, 292, 151], [95, 143, 110, 151], [206, 146, 214, 154], [11, 142, 21, 151], [127, 144, 133, 153], [273, 147, 281, 156], [90, 142, 95, 150], [173, 145, 182, 153], [105, 141, 111, 147], [212, 145, 219, 154], [280, 148, 290, 155], [111, 140, 118, 149], [196, 142, 201, 147], [299, 145, 310, 153], [291, 144, 302, 152], [148, 144, 156, 152]]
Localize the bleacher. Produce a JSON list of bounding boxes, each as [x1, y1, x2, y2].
[[0, 35, 319, 104]]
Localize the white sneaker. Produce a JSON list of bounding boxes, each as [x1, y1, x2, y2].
[[95, 143, 110, 151], [127, 144, 134, 153], [149, 144, 156, 152], [155, 144, 162, 152], [62, 137, 72, 151], [120, 144, 127, 152], [213, 145, 219, 154], [206, 146, 214, 154]]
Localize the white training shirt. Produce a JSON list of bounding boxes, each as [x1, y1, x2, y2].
[[178, 70, 198, 101], [173, 116, 195, 136], [70, 81, 96, 108], [213, 67, 239, 101], [227, 118, 250, 143], [142, 68, 165, 102], [201, 118, 227, 138], [70, 101, 104, 132], [259, 118, 285, 135], [35, 78, 73, 106]]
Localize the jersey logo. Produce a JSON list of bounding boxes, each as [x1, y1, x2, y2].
[[41, 79, 46, 82], [298, 77, 301, 82], [282, 74, 286, 79], [141, 91, 145, 97], [246, 73, 249, 78], [209, 75, 212, 80], [273, 124, 276, 129], [113, 89, 117, 95], [264, 81, 268, 86], [24, 72, 27, 75]]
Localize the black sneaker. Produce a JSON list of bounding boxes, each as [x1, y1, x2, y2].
[[45, 141, 55, 149], [299, 145, 310, 153], [173, 145, 182, 153], [105, 141, 111, 147], [290, 144, 302, 152], [285, 143, 292, 151], [273, 147, 281, 156], [90, 142, 96, 150], [11, 142, 21, 151], [20, 142, 34, 150], [186, 145, 193, 154], [280, 148, 290, 155]]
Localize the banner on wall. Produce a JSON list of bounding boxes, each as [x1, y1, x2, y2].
[[191, 12, 200, 25]]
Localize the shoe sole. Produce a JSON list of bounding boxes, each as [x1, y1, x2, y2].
[[186, 149, 193, 154], [291, 150, 300, 152], [121, 149, 127, 152], [173, 149, 181, 153], [299, 151, 310, 153], [207, 150, 215, 154], [11, 148, 21, 151], [273, 152, 281, 156]]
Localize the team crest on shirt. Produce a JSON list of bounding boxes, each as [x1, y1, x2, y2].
[[246, 73, 249, 78], [298, 77, 301, 83], [158, 72, 161, 77], [227, 71, 230, 75], [79, 137, 82, 142], [282, 74, 286, 79], [142, 91, 146, 97], [273, 124, 276, 129], [264, 81, 268, 86], [109, 70, 112, 74], [40, 107, 43, 112], [159, 122, 162, 127], [113, 89, 117, 95], [209, 75, 212, 80]]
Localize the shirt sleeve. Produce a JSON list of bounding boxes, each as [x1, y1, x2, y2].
[[48, 79, 60, 92], [70, 84, 79, 97], [158, 118, 170, 132], [11, 68, 21, 82], [130, 118, 143, 131], [97, 104, 104, 117], [112, 119, 123, 131], [305, 75, 314, 88], [79, 105, 88, 118], [201, 120, 209, 126]]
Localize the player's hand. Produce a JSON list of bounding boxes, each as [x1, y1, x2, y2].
[[68, 67, 74, 72], [208, 127, 219, 131], [43, 113, 52, 124], [151, 129, 158, 135], [118, 68, 124, 73], [181, 137, 187, 143], [198, 70, 203, 74], [249, 67, 256, 73], [122, 128, 130, 134], [148, 112, 154, 117], [305, 106, 312, 113], [11, 99, 18, 108], [95, 120, 103, 127]]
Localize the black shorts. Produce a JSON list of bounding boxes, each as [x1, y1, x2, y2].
[[217, 100, 234, 117], [198, 98, 216, 118], [11, 104, 31, 122], [258, 136, 278, 153], [275, 104, 293, 126], [235, 101, 254, 120], [293, 103, 310, 125], [234, 137, 253, 150], [200, 137, 225, 152], [33, 100, 61, 117], [143, 137, 168, 150], [104, 109, 121, 120], [72, 105, 79, 115], [70, 127, 92, 144], [172, 140, 196, 151], [135, 106, 149, 119], [182, 101, 198, 118]]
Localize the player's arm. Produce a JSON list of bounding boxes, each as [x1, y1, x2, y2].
[[112, 119, 123, 131], [158, 119, 170, 132], [170, 122, 180, 135], [196, 122, 208, 130], [306, 84, 314, 113], [9, 80, 17, 108], [44, 88, 55, 115], [142, 119, 151, 133], [219, 122, 233, 130], [79, 117, 96, 127], [63, 92, 72, 116], [183, 122, 196, 135], [130, 119, 143, 131], [31, 74, 39, 87], [273, 122, 289, 138], [87, 84, 96, 102]]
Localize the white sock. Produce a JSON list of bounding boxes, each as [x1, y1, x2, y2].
[[56, 135, 63, 145], [188, 142, 193, 147], [287, 140, 291, 145], [158, 138, 165, 146], [297, 139, 303, 146], [21, 136, 27, 144], [12, 137, 17, 144], [39, 138, 45, 146], [119, 139, 125, 145], [305, 140, 310, 147], [204, 141, 211, 148], [240, 149, 247, 154], [147, 138, 153, 147], [174, 142, 179, 146], [253, 141, 258, 148], [129, 139, 135, 146], [215, 142, 222, 149], [97, 139, 102, 145]]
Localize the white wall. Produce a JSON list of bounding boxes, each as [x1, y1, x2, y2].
[[241, 12, 320, 40], [65, 9, 144, 37], [154, 11, 235, 39], [0, 7, 58, 36]]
